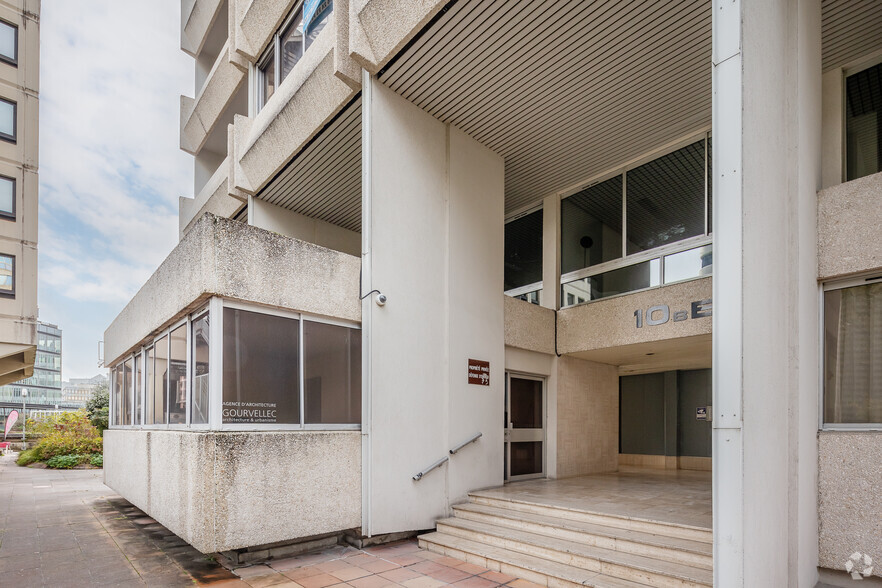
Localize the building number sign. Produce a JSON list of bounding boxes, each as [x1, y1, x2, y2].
[[634, 298, 712, 328]]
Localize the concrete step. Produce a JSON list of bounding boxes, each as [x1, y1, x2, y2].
[[452, 502, 712, 570], [418, 531, 654, 588], [468, 492, 712, 545], [435, 517, 712, 588]]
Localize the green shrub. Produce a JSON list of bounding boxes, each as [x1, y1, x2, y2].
[[29, 411, 103, 460], [90, 453, 103, 468], [46, 454, 81, 469], [16, 448, 40, 466]]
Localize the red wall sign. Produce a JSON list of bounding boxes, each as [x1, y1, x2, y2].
[[468, 359, 490, 385]]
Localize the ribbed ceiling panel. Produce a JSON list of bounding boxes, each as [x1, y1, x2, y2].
[[258, 96, 362, 232], [822, 0, 882, 72], [381, 0, 713, 214]]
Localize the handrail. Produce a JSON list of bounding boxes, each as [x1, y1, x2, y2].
[[450, 432, 482, 455], [413, 456, 448, 481]]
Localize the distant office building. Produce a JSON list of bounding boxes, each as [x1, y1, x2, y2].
[[62, 374, 107, 407], [0, 322, 61, 408]]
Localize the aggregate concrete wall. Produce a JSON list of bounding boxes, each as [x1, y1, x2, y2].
[[818, 171, 882, 280], [104, 430, 361, 553], [104, 214, 360, 365], [818, 431, 882, 578], [503, 296, 555, 355]]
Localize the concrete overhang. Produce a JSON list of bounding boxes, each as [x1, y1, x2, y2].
[[181, 0, 226, 58], [179, 155, 245, 239], [0, 342, 35, 387], [104, 214, 361, 367], [818, 171, 882, 281], [231, 2, 361, 196], [181, 39, 248, 156]]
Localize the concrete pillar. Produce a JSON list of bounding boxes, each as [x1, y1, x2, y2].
[[361, 74, 505, 536], [712, 0, 820, 586], [541, 193, 560, 310]]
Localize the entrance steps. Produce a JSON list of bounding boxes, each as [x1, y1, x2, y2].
[[418, 491, 712, 588]]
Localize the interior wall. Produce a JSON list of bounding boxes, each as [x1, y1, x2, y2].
[[363, 77, 505, 535], [250, 198, 361, 256], [555, 355, 618, 478]]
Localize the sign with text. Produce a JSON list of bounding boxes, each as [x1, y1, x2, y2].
[[468, 359, 490, 386], [634, 298, 713, 328], [696, 406, 708, 421], [222, 401, 278, 423]]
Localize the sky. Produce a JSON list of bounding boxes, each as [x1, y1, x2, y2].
[[39, 1, 193, 379]]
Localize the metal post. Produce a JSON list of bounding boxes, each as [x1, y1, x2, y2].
[[21, 388, 27, 443]]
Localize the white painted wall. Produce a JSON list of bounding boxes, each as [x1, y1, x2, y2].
[[712, 0, 820, 585], [250, 197, 362, 256], [362, 77, 505, 535]]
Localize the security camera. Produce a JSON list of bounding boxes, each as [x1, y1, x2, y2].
[[376, 293, 387, 306]]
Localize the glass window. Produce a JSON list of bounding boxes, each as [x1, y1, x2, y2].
[[145, 346, 154, 424], [113, 365, 122, 426], [0, 176, 13, 219], [0, 98, 15, 142], [824, 282, 882, 424], [626, 141, 705, 254], [223, 308, 300, 424], [561, 175, 623, 274], [134, 354, 142, 426], [304, 0, 333, 47], [0, 20, 16, 65], [304, 321, 360, 424], [191, 313, 210, 425], [0, 254, 12, 296], [168, 324, 187, 424], [279, 12, 304, 82], [258, 50, 275, 109], [123, 358, 133, 425], [151, 336, 168, 424], [561, 259, 660, 304], [846, 62, 882, 181], [664, 245, 713, 284], [504, 209, 543, 291]]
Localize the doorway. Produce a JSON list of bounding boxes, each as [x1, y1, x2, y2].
[[504, 373, 546, 481]]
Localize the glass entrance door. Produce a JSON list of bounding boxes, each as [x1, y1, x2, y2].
[[504, 373, 545, 481]]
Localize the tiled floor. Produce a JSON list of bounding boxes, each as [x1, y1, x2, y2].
[[473, 466, 712, 529], [0, 452, 541, 587]]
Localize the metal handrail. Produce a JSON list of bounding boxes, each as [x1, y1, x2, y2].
[[413, 456, 448, 481], [450, 432, 482, 455]]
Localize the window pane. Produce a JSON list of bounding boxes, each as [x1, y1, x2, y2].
[[304, 321, 361, 425], [168, 324, 187, 424], [134, 354, 142, 426], [510, 378, 542, 429], [123, 359, 132, 425], [0, 21, 15, 62], [561, 259, 660, 305], [259, 51, 275, 107], [303, 0, 332, 49], [113, 366, 122, 426], [279, 12, 304, 83], [0, 99, 14, 139], [0, 176, 13, 216], [0, 254, 12, 293], [513, 289, 541, 305], [191, 313, 210, 425], [626, 141, 705, 254], [824, 283, 882, 424], [664, 245, 713, 284], [504, 209, 543, 290], [707, 136, 712, 234], [223, 308, 300, 424], [152, 336, 168, 424], [561, 175, 623, 274], [145, 347, 154, 424], [846, 62, 882, 181], [510, 441, 542, 476]]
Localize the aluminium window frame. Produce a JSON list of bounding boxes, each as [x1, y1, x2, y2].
[[819, 273, 882, 431], [0, 252, 14, 298], [503, 203, 545, 300], [0, 96, 16, 143], [253, 0, 307, 114], [841, 54, 882, 184], [0, 174, 14, 220], [0, 19, 17, 67]]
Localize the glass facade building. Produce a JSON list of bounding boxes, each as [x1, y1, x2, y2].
[[0, 322, 62, 408]]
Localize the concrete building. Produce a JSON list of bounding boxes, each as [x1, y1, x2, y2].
[[0, 0, 38, 386], [62, 373, 107, 407], [103, 0, 882, 585]]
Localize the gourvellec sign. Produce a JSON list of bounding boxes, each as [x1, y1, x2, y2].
[[634, 298, 712, 328], [222, 401, 278, 423]]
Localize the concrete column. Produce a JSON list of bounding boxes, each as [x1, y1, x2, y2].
[[541, 193, 560, 310], [712, 0, 820, 586]]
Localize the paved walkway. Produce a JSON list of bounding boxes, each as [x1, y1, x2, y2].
[[0, 453, 540, 588]]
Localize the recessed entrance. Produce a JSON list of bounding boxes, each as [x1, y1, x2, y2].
[[504, 373, 545, 482]]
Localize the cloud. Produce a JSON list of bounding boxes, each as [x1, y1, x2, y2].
[[38, 1, 194, 377]]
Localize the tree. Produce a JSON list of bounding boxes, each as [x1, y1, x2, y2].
[[86, 384, 109, 436]]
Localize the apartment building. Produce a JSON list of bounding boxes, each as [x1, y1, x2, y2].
[[0, 0, 38, 387], [62, 373, 106, 408], [103, 1, 882, 585]]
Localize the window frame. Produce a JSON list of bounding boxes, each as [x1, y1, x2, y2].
[[0, 174, 15, 220], [0, 96, 16, 143], [820, 274, 882, 431], [0, 19, 18, 67], [842, 55, 882, 184], [0, 253, 14, 298]]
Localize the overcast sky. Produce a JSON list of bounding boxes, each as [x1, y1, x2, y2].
[[40, 1, 193, 379]]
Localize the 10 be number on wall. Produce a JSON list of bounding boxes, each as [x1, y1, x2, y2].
[[634, 299, 712, 328]]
